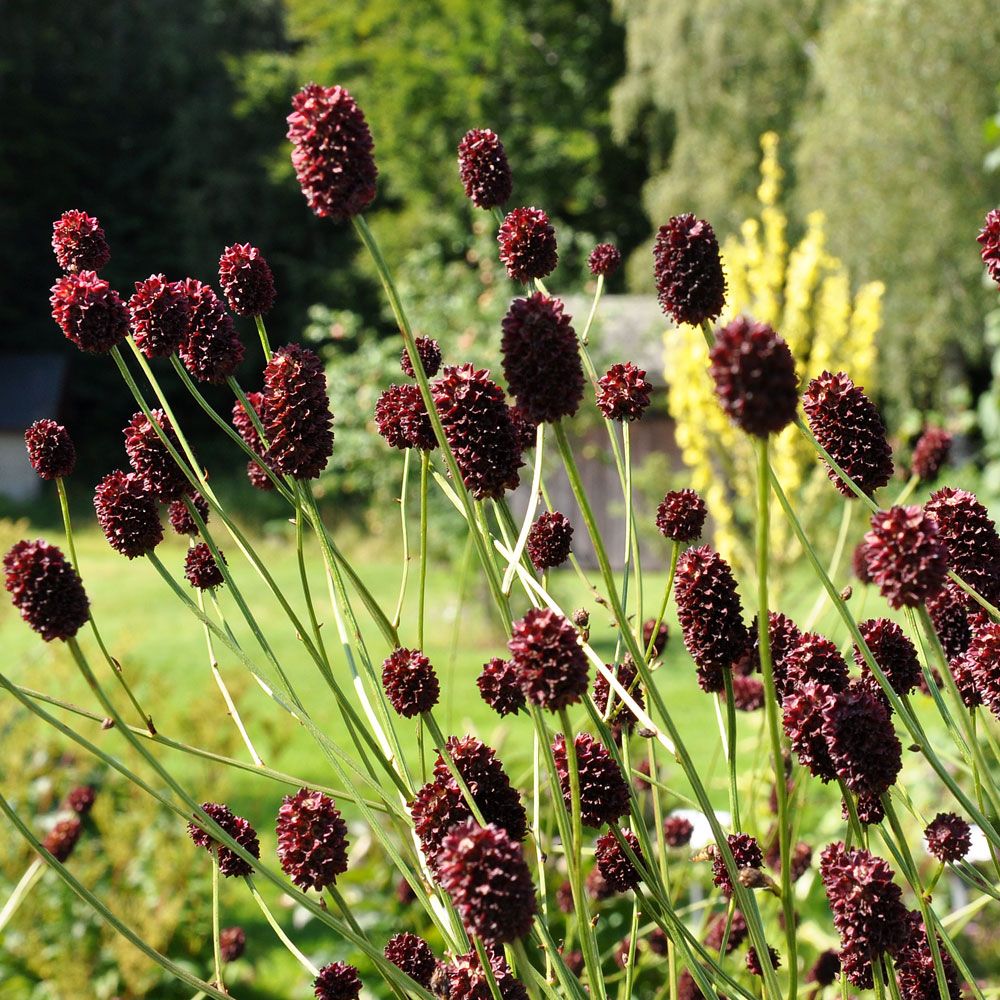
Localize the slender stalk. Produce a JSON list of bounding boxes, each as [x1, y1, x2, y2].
[[246, 878, 320, 977], [393, 449, 412, 628], [211, 851, 224, 990], [894, 472, 920, 506], [418, 450, 430, 648], [502, 423, 545, 595], [721, 668, 741, 831], [645, 542, 680, 661], [803, 501, 852, 630], [0, 857, 44, 934], [254, 314, 273, 359]]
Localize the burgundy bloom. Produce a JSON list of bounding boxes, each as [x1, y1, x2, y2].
[[187, 802, 260, 878], [802, 371, 893, 498], [477, 657, 526, 717], [65, 785, 97, 816], [124, 409, 190, 501], [314, 961, 362, 1000], [401, 336, 442, 379], [595, 828, 643, 891], [168, 494, 209, 536], [551, 732, 630, 828], [586, 865, 615, 900], [924, 812, 972, 863], [500, 293, 584, 424], [184, 542, 226, 590], [375, 384, 437, 451], [730, 674, 765, 711], [676, 970, 708, 1000], [432, 365, 522, 500], [525, 511, 573, 570], [807, 950, 841, 987], [179, 279, 244, 384], [497, 207, 558, 282], [262, 344, 335, 479], [438, 949, 527, 1000], [854, 618, 921, 699], [648, 928, 670, 955], [94, 471, 163, 558], [895, 912, 963, 1000], [384, 933, 436, 989], [52, 210, 110, 273], [783, 631, 851, 692], [712, 833, 764, 897], [653, 214, 726, 326], [674, 545, 749, 692], [219, 926, 246, 963], [662, 815, 694, 848], [593, 657, 645, 739], [656, 488, 707, 543], [911, 427, 952, 482], [288, 84, 377, 221], [128, 275, 190, 358], [643, 617, 669, 657], [748, 611, 804, 698], [782, 680, 839, 782], [927, 583, 975, 660], [978, 208, 1000, 285], [596, 362, 652, 422], [966, 619, 1000, 719], [276, 787, 349, 891], [588, 243, 622, 278], [24, 419, 75, 480], [50, 271, 128, 353], [4, 540, 89, 642], [437, 818, 536, 944], [853, 541, 874, 584], [709, 316, 798, 437], [508, 607, 588, 711], [232, 391, 274, 491], [218, 243, 276, 317], [381, 647, 440, 717], [852, 792, 886, 827], [43, 817, 83, 862], [705, 909, 748, 954], [864, 505, 948, 609], [925, 487, 1000, 607], [507, 405, 537, 455], [458, 128, 512, 210], [746, 946, 781, 977]]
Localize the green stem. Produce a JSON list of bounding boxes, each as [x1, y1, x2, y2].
[[418, 451, 430, 648], [254, 314, 273, 359], [721, 668, 741, 831], [645, 542, 680, 661], [502, 423, 545, 595], [803, 501, 852, 630], [393, 449, 412, 629], [0, 856, 44, 934], [211, 851, 223, 989], [246, 878, 320, 977]]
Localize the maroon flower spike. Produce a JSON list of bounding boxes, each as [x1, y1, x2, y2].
[[662, 815, 694, 848], [653, 214, 726, 326], [925, 487, 1000, 607], [864, 505, 948, 609], [709, 316, 798, 437], [184, 542, 226, 590], [596, 362, 652, 422], [232, 391, 274, 491], [927, 582, 974, 660], [94, 471, 163, 558], [967, 619, 1000, 719], [43, 816, 83, 862], [218, 244, 276, 317], [712, 833, 763, 897], [593, 657, 645, 739], [911, 427, 952, 482], [276, 787, 349, 891], [801, 371, 893, 498], [648, 928, 670, 956], [128, 275, 190, 358], [401, 336, 442, 379], [262, 344, 335, 479], [656, 488, 707, 542], [924, 812, 972, 863], [501, 294, 584, 424], [314, 961, 362, 1000], [375, 384, 436, 452], [52, 210, 110, 273], [50, 271, 128, 353], [525, 510, 573, 570], [507, 405, 537, 456], [384, 932, 436, 989], [819, 842, 909, 989], [948, 649, 983, 710], [854, 618, 922, 699], [586, 866, 615, 900], [25, 419, 76, 480], [4, 540, 89, 642], [782, 680, 839, 782], [674, 545, 749, 693], [187, 802, 260, 878], [595, 828, 643, 892], [438, 948, 528, 1000], [219, 926, 246, 963], [432, 365, 523, 500], [65, 785, 97, 816], [807, 950, 841, 987], [705, 909, 748, 954], [730, 674, 765, 711], [124, 409, 190, 501], [437, 818, 537, 944], [783, 632, 850, 692], [497, 207, 558, 282], [169, 494, 209, 536], [477, 657, 527, 717], [288, 84, 377, 221], [853, 541, 874, 584], [896, 912, 963, 1000], [508, 607, 588, 711], [551, 732, 630, 828], [978, 208, 1000, 285], [588, 243, 622, 278], [643, 617, 669, 657], [676, 970, 708, 1000], [747, 611, 803, 698], [747, 946, 781, 977], [381, 647, 440, 717], [458, 128, 512, 210], [179, 279, 245, 384]]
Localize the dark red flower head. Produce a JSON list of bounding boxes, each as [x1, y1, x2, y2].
[[507, 405, 537, 455], [94, 471, 163, 558], [128, 275, 190, 358], [219, 926, 246, 963], [477, 657, 526, 717], [924, 486, 1000, 607], [52, 210, 110, 273], [43, 816, 83, 862], [895, 912, 963, 1000], [854, 618, 922, 699], [595, 828, 643, 891], [187, 801, 260, 878], [746, 611, 803, 698], [709, 316, 798, 437], [385, 932, 436, 989], [802, 371, 893, 498], [25, 419, 75, 480], [508, 607, 588, 711], [864, 505, 948, 609], [551, 732, 630, 828], [4, 540, 89, 642], [50, 271, 127, 353], [807, 950, 841, 987], [966, 619, 1000, 719], [704, 909, 748, 954], [438, 948, 527, 1000], [218, 243, 276, 317], [288, 84, 377, 221], [431, 365, 522, 500], [276, 787, 349, 891], [124, 409, 190, 501], [712, 833, 763, 897], [653, 214, 726, 326], [314, 961, 362, 1000], [731, 674, 766, 711], [262, 343, 335, 479], [927, 582, 974, 663], [458, 128, 512, 210], [525, 510, 573, 570], [232, 391, 273, 491], [656, 488, 707, 542], [375, 384, 436, 451], [924, 812, 972, 863], [911, 427, 952, 482], [782, 680, 840, 782], [381, 647, 440, 717], [437, 818, 537, 944], [169, 493, 209, 536], [401, 336, 442, 379], [663, 815, 694, 848], [65, 784, 97, 816], [593, 657, 645, 739], [588, 243, 622, 278], [596, 362, 652, 422], [501, 293, 584, 424], [783, 632, 850, 692], [746, 946, 781, 977], [184, 542, 226, 590], [853, 541, 874, 584], [978, 208, 1000, 285], [643, 617, 670, 657], [498, 208, 558, 282], [178, 279, 244, 383]]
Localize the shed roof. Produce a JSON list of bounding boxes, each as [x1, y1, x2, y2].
[[0, 354, 69, 431]]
